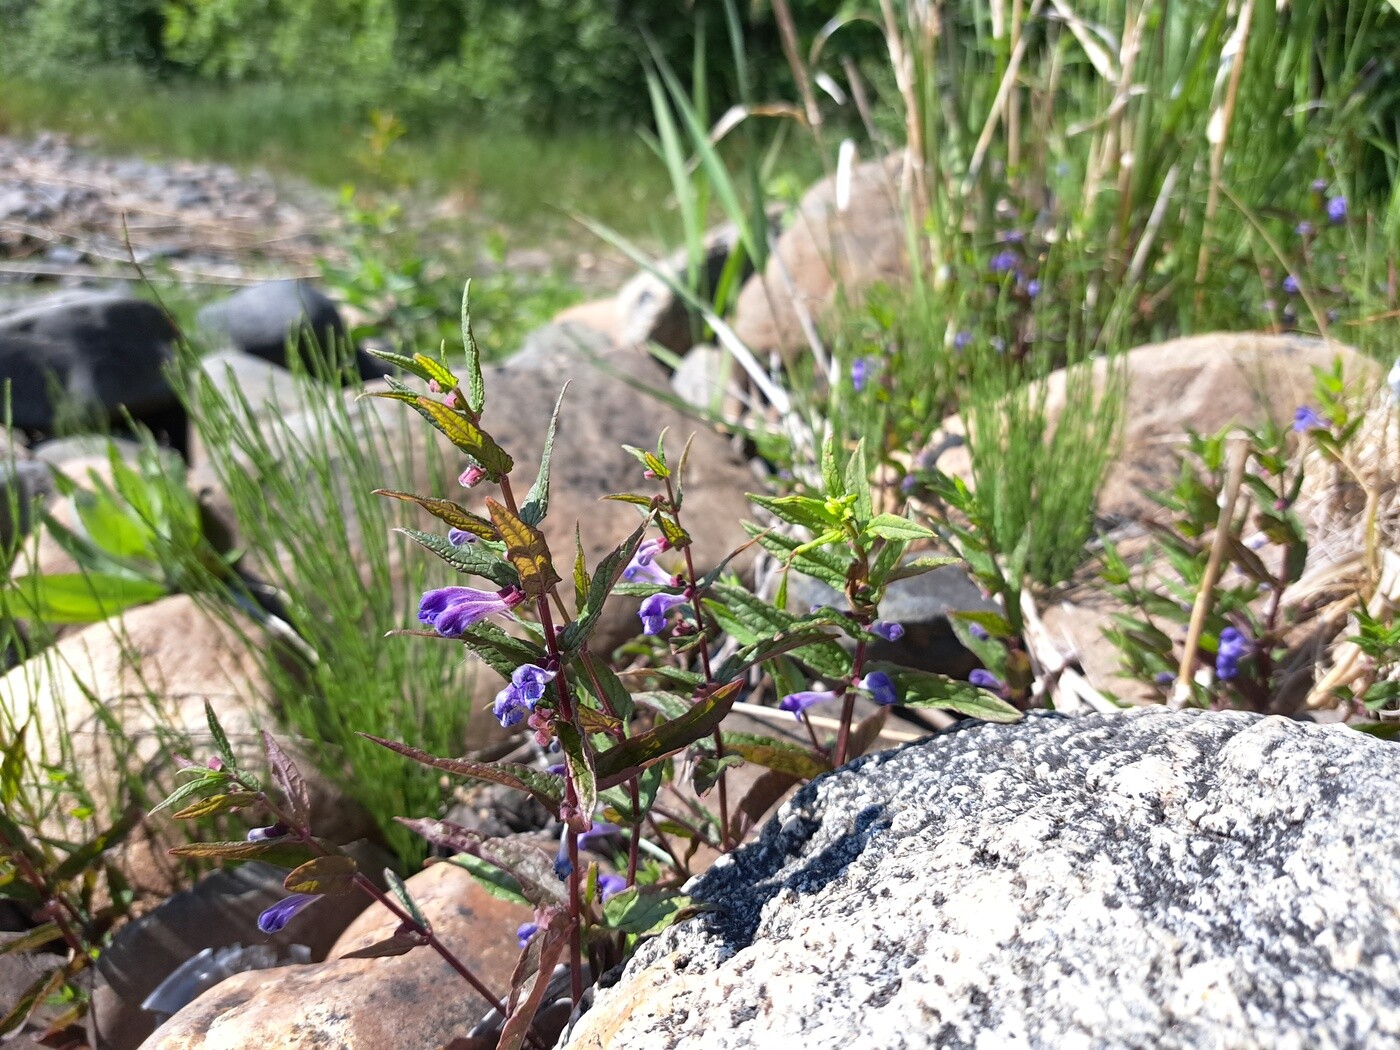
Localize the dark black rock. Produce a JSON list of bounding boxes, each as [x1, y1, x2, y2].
[[0, 293, 180, 435], [196, 280, 382, 380]]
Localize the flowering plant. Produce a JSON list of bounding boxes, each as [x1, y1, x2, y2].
[[155, 286, 1021, 1046]]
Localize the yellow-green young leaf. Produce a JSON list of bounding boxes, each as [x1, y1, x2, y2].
[[172, 791, 261, 820], [365, 348, 435, 383], [284, 854, 358, 896], [603, 493, 659, 508], [864, 514, 937, 541], [887, 555, 961, 583], [167, 839, 320, 866], [658, 516, 692, 550], [621, 444, 670, 479], [485, 498, 560, 598], [412, 353, 458, 392], [373, 491, 497, 539], [572, 525, 589, 610]]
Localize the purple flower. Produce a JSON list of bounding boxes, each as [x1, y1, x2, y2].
[[578, 821, 621, 853], [598, 873, 627, 901], [989, 251, 1018, 274], [516, 922, 539, 949], [1295, 220, 1314, 237], [447, 527, 478, 546], [900, 475, 917, 494], [1326, 196, 1347, 224], [851, 357, 874, 392], [1281, 274, 1300, 295], [1154, 671, 1176, 686], [778, 688, 840, 718], [623, 547, 675, 587], [1311, 178, 1328, 193], [639, 592, 688, 635], [245, 824, 288, 842], [1293, 405, 1324, 433], [1025, 279, 1041, 299], [458, 464, 487, 488], [1216, 627, 1249, 681], [990, 337, 1007, 354], [860, 671, 898, 706], [968, 622, 990, 641], [418, 585, 525, 637], [969, 669, 1004, 691], [257, 893, 320, 934], [1004, 230, 1025, 244], [493, 663, 558, 728], [553, 838, 573, 881], [871, 621, 904, 642], [635, 537, 668, 566], [953, 330, 973, 351], [546, 763, 565, 776]]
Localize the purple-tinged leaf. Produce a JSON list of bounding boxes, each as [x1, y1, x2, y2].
[[362, 736, 563, 814], [263, 731, 310, 827], [284, 854, 358, 896], [372, 490, 497, 539], [340, 931, 426, 959], [594, 680, 742, 789]]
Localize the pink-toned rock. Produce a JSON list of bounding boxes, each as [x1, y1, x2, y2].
[[143, 862, 531, 1049], [733, 153, 906, 356]]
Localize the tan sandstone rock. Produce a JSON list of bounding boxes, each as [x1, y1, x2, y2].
[[143, 862, 531, 1049]]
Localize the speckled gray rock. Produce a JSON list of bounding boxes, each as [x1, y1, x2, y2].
[[566, 710, 1400, 1049]]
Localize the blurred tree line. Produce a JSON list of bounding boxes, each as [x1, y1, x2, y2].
[[0, 0, 878, 129]]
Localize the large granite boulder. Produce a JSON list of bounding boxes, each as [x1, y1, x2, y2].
[[0, 292, 180, 433], [567, 710, 1400, 1049]]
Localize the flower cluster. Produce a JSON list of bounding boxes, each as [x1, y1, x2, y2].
[[778, 671, 899, 718], [1216, 627, 1250, 681], [418, 585, 526, 637], [494, 663, 558, 728]]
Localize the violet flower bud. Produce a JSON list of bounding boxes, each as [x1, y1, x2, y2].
[[778, 688, 840, 718], [257, 893, 321, 934], [969, 668, 1004, 691], [871, 621, 904, 642], [639, 592, 688, 635]]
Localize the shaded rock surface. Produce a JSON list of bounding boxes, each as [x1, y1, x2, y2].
[[568, 710, 1400, 1049], [144, 862, 532, 1049]]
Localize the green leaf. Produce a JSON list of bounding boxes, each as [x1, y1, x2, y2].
[[594, 680, 742, 788], [557, 722, 597, 831], [844, 439, 873, 523], [166, 839, 320, 866], [599, 762, 664, 823], [460, 280, 486, 416], [71, 487, 155, 561], [521, 383, 569, 527], [284, 854, 358, 896], [573, 526, 589, 609], [360, 734, 563, 813], [1, 721, 27, 808], [447, 853, 531, 906], [149, 770, 230, 816], [631, 690, 692, 719], [706, 584, 850, 679], [744, 522, 851, 589], [365, 347, 437, 384], [887, 668, 1023, 723], [622, 444, 669, 479], [602, 493, 659, 509], [205, 699, 239, 776], [887, 555, 961, 583], [864, 514, 937, 542], [602, 887, 692, 935], [0, 922, 62, 957], [559, 516, 651, 652], [692, 754, 743, 795], [0, 961, 72, 1036], [373, 490, 497, 539], [486, 498, 560, 598], [583, 658, 635, 724], [397, 528, 520, 590], [8, 572, 167, 624], [459, 622, 549, 681], [721, 732, 832, 780], [748, 493, 843, 533], [385, 868, 428, 928], [821, 427, 842, 497], [658, 516, 692, 550], [171, 791, 260, 820], [714, 625, 842, 683]]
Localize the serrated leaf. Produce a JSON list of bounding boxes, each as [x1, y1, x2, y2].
[[890, 668, 1023, 723], [844, 438, 873, 522], [446, 853, 531, 906], [658, 516, 692, 550], [150, 771, 229, 816], [692, 754, 743, 795], [341, 931, 425, 959], [582, 658, 635, 724], [887, 555, 961, 582], [714, 625, 841, 683], [821, 429, 841, 497], [205, 699, 239, 775], [398, 527, 520, 590], [460, 280, 486, 415], [593, 680, 742, 788], [486, 499, 560, 598], [373, 490, 497, 539], [366, 347, 435, 383], [415, 398, 513, 477], [721, 732, 832, 780], [748, 493, 843, 533], [360, 734, 563, 813], [458, 622, 549, 681], [865, 514, 937, 541], [167, 839, 320, 866], [412, 352, 458, 392], [284, 854, 358, 895], [573, 526, 588, 610], [622, 444, 670, 479], [630, 690, 692, 719], [602, 887, 692, 935], [744, 522, 851, 588], [263, 732, 310, 826], [385, 868, 428, 928], [706, 584, 850, 679], [521, 383, 569, 527], [559, 516, 651, 652], [556, 722, 597, 831], [602, 492, 659, 508], [171, 791, 260, 819]]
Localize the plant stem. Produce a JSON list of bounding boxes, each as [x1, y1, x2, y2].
[[834, 639, 869, 767]]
